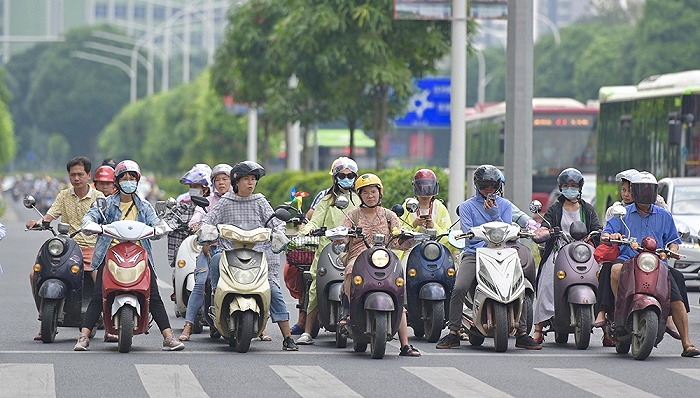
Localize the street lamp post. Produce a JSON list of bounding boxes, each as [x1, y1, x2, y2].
[[71, 51, 136, 102], [287, 74, 301, 171]]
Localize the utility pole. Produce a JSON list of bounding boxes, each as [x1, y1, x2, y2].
[[447, 0, 467, 220]]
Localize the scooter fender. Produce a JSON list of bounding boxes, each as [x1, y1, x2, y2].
[[111, 294, 142, 317], [629, 294, 661, 315], [566, 285, 597, 305], [229, 295, 261, 314], [364, 292, 395, 311], [419, 282, 446, 301], [38, 279, 67, 300], [185, 273, 195, 292], [327, 282, 343, 302]]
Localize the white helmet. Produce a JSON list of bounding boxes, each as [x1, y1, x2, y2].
[[210, 164, 233, 184], [615, 169, 639, 182]]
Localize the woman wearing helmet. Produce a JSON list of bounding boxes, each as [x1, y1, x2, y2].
[[336, 173, 421, 356], [294, 157, 360, 344], [93, 165, 116, 197], [178, 164, 233, 341], [75, 160, 185, 351], [531, 167, 601, 345], [199, 161, 299, 351]]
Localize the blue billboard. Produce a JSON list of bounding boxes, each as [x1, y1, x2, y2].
[[395, 77, 451, 128]]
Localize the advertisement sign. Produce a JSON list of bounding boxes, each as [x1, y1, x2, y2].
[[393, 0, 451, 20], [471, 0, 508, 20], [395, 77, 451, 128]]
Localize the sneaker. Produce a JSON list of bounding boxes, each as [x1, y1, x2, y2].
[[435, 333, 461, 349], [74, 335, 90, 351], [297, 333, 314, 345], [290, 324, 304, 335], [515, 334, 542, 350], [283, 336, 299, 351], [162, 334, 185, 351]]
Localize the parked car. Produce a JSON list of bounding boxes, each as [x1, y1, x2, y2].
[[658, 177, 700, 288]]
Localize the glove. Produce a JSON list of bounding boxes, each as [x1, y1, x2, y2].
[[271, 230, 290, 254], [197, 224, 219, 245], [81, 220, 103, 235]]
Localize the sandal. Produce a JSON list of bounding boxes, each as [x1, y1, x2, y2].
[[104, 333, 119, 342], [33, 333, 42, 341], [399, 344, 421, 357], [259, 333, 273, 341], [681, 345, 700, 357], [179, 322, 193, 341], [532, 329, 543, 344]]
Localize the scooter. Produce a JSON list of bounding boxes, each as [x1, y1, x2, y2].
[[82, 198, 168, 353], [392, 199, 456, 343], [605, 204, 678, 360], [312, 229, 348, 347], [458, 221, 534, 352], [530, 200, 600, 349], [203, 207, 292, 353], [24, 195, 93, 343]]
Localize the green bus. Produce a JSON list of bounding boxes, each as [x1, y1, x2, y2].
[[597, 70, 700, 216]]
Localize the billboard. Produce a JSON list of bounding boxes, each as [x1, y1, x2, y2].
[[394, 0, 451, 20], [471, 0, 508, 20]]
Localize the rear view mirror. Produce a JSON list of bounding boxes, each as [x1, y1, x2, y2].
[[529, 200, 542, 214], [191, 195, 209, 209], [335, 195, 349, 210], [166, 197, 177, 208], [274, 208, 292, 222], [95, 197, 107, 211], [405, 198, 419, 213], [23, 195, 37, 209], [611, 204, 626, 219], [391, 204, 405, 217]]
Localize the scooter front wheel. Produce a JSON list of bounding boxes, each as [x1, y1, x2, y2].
[[370, 312, 388, 359], [423, 300, 445, 343], [40, 299, 60, 344], [117, 306, 134, 353], [574, 304, 592, 350], [493, 303, 509, 352], [334, 304, 347, 348], [233, 311, 255, 353], [631, 309, 658, 360]]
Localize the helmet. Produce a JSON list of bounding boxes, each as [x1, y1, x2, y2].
[[615, 168, 639, 183], [473, 165, 502, 193], [180, 163, 212, 189], [210, 164, 233, 184], [412, 169, 439, 197], [94, 165, 115, 182], [114, 160, 141, 182], [557, 168, 584, 190], [231, 161, 266, 181], [102, 158, 117, 169], [355, 173, 384, 197], [330, 157, 358, 177], [631, 171, 658, 205]]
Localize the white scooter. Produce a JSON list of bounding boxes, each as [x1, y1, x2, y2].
[[459, 221, 533, 352]]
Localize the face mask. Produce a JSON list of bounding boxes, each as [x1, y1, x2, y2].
[[119, 181, 138, 194], [338, 178, 355, 190], [561, 187, 579, 200], [189, 188, 201, 197]]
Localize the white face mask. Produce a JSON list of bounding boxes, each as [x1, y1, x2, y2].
[[561, 187, 580, 200], [189, 188, 201, 197]]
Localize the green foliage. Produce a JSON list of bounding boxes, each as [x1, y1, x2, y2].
[[0, 70, 15, 167]]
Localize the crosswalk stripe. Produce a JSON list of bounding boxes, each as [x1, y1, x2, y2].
[[403, 367, 514, 398], [669, 368, 700, 381], [136, 364, 209, 398], [536, 368, 660, 398], [0, 363, 56, 398], [270, 365, 362, 398]]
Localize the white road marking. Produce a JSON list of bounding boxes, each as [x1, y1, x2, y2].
[[536, 368, 660, 398], [271, 365, 362, 398], [0, 363, 56, 398], [136, 364, 209, 398], [403, 366, 514, 398], [669, 368, 700, 381]]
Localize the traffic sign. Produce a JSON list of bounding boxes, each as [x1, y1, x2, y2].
[[395, 77, 451, 128]]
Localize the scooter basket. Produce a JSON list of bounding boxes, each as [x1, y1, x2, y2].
[[285, 236, 319, 266], [287, 249, 315, 266]]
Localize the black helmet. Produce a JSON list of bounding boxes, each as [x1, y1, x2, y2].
[[557, 168, 584, 190], [473, 165, 502, 193], [230, 161, 265, 193], [631, 171, 658, 205]]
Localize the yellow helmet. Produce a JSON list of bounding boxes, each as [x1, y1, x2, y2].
[[355, 173, 383, 196]]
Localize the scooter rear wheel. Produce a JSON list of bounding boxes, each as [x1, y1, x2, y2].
[[40, 299, 60, 344], [117, 306, 134, 353], [193, 312, 204, 334]]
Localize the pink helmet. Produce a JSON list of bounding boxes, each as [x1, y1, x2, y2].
[[114, 160, 141, 182]]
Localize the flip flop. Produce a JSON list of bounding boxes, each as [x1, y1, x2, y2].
[[33, 333, 42, 341], [259, 334, 273, 341], [681, 346, 700, 357], [666, 326, 681, 340], [178, 334, 191, 342], [593, 320, 606, 328], [104, 333, 119, 342]]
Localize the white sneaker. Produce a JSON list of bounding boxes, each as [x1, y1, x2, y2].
[[296, 333, 314, 345]]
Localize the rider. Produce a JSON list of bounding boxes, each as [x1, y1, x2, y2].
[[199, 161, 299, 351], [532, 168, 601, 344], [93, 165, 117, 197], [25, 157, 105, 341], [74, 160, 184, 351], [435, 164, 542, 350], [163, 164, 212, 268], [178, 163, 233, 341], [295, 157, 360, 345], [603, 171, 699, 357], [337, 173, 421, 357]]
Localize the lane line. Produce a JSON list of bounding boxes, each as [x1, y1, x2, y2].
[[0, 363, 56, 398], [136, 364, 209, 398], [669, 368, 700, 381], [403, 366, 514, 398], [270, 365, 362, 398], [536, 368, 660, 398]]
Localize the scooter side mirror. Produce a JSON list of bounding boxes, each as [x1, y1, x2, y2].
[[274, 207, 292, 222], [191, 195, 209, 209], [57, 223, 70, 235], [166, 197, 177, 208], [332, 243, 346, 255], [529, 200, 542, 214], [334, 195, 349, 210], [405, 198, 419, 213], [95, 197, 107, 211], [676, 221, 691, 241], [611, 204, 626, 218], [569, 221, 588, 241], [391, 204, 405, 217], [23, 195, 37, 209]]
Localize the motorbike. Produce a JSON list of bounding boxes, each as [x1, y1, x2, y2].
[[530, 200, 600, 349], [24, 195, 94, 343], [392, 199, 456, 343], [202, 207, 292, 353], [158, 195, 211, 334], [605, 204, 679, 360], [82, 197, 168, 353], [458, 221, 534, 352]]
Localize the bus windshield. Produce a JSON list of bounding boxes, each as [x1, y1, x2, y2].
[[533, 124, 596, 178]]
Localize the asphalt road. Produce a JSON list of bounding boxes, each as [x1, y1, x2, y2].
[[1, 193, 700, 398]]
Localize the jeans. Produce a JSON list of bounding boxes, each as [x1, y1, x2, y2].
[[184, 252, 210, 324]]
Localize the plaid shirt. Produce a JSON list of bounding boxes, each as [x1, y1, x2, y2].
[[162, 202, 196, 267], [47, 186, 104, 249], [202, 192, 285, 287]]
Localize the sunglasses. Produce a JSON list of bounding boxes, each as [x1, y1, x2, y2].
[[337, 173, 356, 179]]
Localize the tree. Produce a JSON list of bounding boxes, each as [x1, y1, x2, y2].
[[0, 69, 14, 168]]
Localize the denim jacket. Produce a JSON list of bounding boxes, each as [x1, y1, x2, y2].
[[83, 194, 160, 271]]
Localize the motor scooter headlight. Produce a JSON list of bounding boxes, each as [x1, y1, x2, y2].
[[637, 253, 658, 273], [47, 238, 66, 257], [484, 226, 507, 245], [422, 242, 441, 261], [108, 259, 146, 285], [371, 249, 390, 268], [231, 267, 258, 284], [569, 243, 591, 263]]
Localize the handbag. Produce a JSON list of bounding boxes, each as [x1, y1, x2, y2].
[[594, 243, 620, 263]]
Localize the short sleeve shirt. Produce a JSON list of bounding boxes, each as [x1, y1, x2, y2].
[[47, 186, 104, 249]]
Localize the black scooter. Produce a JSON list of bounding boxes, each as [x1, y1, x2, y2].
[[25, 195, 94, 343]]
